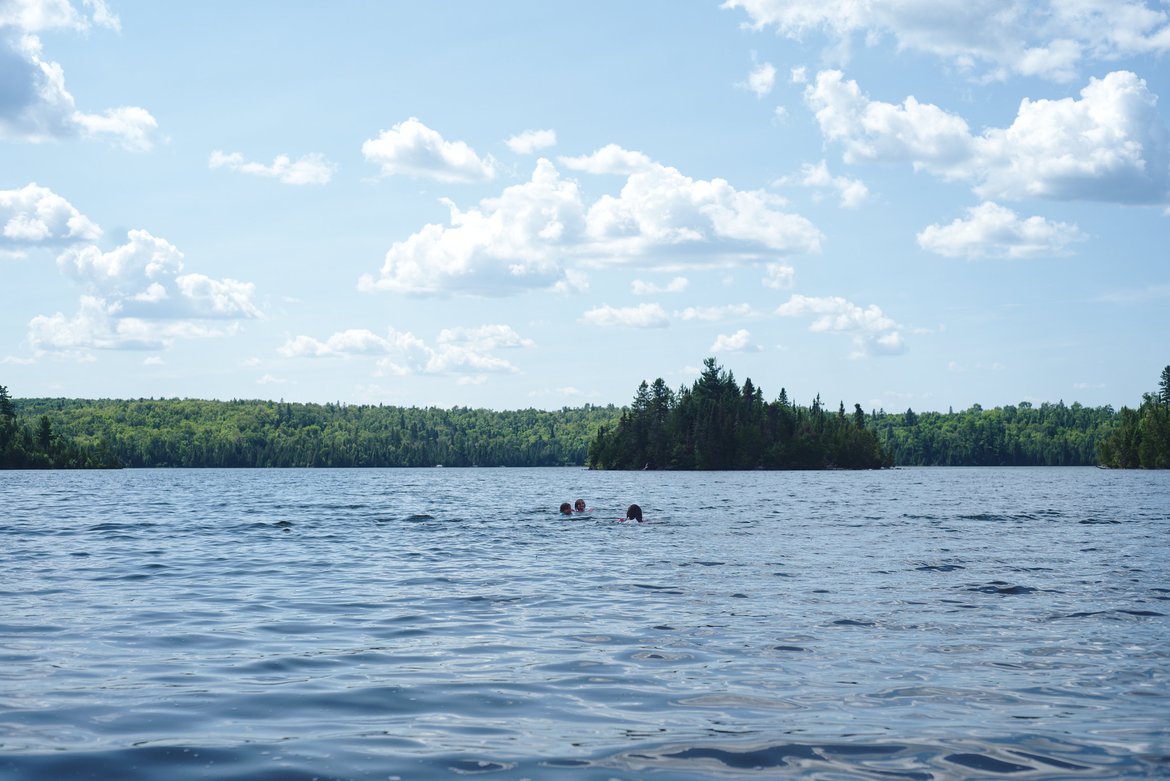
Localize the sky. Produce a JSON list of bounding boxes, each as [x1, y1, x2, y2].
[[2, 0, 1168, 413]]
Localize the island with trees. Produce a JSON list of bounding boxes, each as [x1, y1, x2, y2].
[[588, 358, 889, 470]]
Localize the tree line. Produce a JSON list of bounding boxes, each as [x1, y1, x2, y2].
[[1, 385, 120, 469], [11, 393, 619, 468], [871, 400, 1118, 466], [5, 364, 1167, 470], [588, 358, 890, 470], [1097, 366, 1170, 468]]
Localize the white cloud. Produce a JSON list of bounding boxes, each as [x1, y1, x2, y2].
[[631, 276, 688, 295], [580, 303, 669, 328], [278, 323, 531, 376], [711, 328, 760, 352], [581, 149, 823, 264], [358, 158, 581, 296], [723, 0, 1170, 81], [27, 294, 241, 353], [762, 262, 795, 288], [209, 150, 335, 185], [72, 105, 158, 152], [917, 201, 1087, 258], [361, 117, 496, 182], [675, 303, 756, 321], [360, 153, 822, 296], [805, 69, 1170, 205], [0, 28, 157, 150], [790, 66, 808, 84], [0, 0, 119, 33], [740, 61, 777, 98], [559, 143, 654, 175], [777, 293, 906, 356], [1, 182, 101, 247], [30, 230, 260, 355], [506, 128, 556, 154], [780, 159, 868, 207]]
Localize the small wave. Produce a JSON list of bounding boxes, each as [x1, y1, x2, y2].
[[945, 752, 1033, 773], [968, 581, 1038, 595]]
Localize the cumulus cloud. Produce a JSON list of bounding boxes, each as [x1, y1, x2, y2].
[[777, 293, 906, 357], [360, 152, 822, 296], [58, 230, 261, 320], [711, 328, 761, 352], [779, 159, 868, 207], [209, 150, 335, 185], [362, 117, 496, 182], [581, 150, 823, 264], [505, 128, 557, 154], [580, 303, 669, 328], [30, 230, 260, 354], [675, 303, 756, 321], [917, 201, 1087, 258], [27, 295, 241, 353], [358, 158, 582, 296], [740, 61, 777, 98], [632, 276, 688, 294], [0, 14, 158, 150], [805, 69, 1170, 205], [278, 323, 532, 377], [559, 143, 654, 175], [1, 182, 101, 250], [762, 262, 795, 288], [0, 0, 119, 33], [723, 0, 1170, 81]]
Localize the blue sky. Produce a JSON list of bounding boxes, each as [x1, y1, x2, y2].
[[2, 1, 1168, 412]]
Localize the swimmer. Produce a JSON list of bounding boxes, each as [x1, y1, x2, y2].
[[624, 503, 643, 523], [574, 498, 590, 513], [559, 502, 573, 516]]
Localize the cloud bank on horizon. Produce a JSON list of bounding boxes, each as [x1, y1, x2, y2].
[[1, 0, 1167, 409]]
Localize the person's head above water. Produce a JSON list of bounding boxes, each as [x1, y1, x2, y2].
[[574, 499, 587, 512], [559, 502, 573, 515], [625, 504, 643, 522]]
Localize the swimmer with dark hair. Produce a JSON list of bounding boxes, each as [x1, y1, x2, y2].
[[625, 504, 643, 523], [559, 502, 573, 515]]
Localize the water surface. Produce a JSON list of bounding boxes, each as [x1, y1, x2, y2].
[[1, 467, 1167, 779]]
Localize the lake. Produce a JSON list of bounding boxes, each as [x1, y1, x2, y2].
[[1, 467, 1167, 779]]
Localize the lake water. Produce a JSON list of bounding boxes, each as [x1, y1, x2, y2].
[[1, 467, 1167, 780]]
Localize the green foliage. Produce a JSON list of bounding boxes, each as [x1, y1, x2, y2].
[[0, 384, 120, 469], [588, 358, 890, 470], [11, 393, 620, 468], [1099, 366, 1170, 469], [873, 400, 1119, 466]]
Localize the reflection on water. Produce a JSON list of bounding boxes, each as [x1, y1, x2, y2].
[[1, 467, 1167, 779]]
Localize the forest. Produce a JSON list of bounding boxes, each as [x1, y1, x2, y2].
[[11, 393, 618, 468], [0, 385, 119, 469], [1096, 366, 1170, 468], [4, 364, 1167, 470]]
